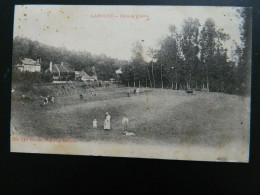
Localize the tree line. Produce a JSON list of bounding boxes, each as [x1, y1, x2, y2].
[[121, 8, 251, 96]]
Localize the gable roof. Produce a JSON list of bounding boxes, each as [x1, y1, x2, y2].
[[52, 63, 74, 73], [21, 58, 40, 66], [116, 68, 122, 74], [75, 70, 97, 80]]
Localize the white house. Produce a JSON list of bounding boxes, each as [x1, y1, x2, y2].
[[17, 58, 41, 72], [115, 67, 122, 75]]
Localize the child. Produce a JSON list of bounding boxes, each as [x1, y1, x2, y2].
[[51, 97, 55, 104], [122, 115, 129, 132], [93, 119, 97, 129], [43, 96, 48, 105]]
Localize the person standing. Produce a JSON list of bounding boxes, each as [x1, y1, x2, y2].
[[136, 88, 140, 95], [104, 112, 111, 130], [51, 97, 55, 104], [93, 119, 97, 129], [122, 115, 129, 132]]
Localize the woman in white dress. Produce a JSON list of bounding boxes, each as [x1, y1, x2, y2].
[[104, 112, 111, 130]]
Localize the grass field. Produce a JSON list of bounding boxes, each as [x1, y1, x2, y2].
[[11, 87, 250, 149]]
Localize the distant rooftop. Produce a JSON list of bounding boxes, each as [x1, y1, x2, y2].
[[52, 63, 73, 73], [21, 58, 40, 66]]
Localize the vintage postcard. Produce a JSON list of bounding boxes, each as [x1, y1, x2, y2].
[[11, 5, 251, 162]]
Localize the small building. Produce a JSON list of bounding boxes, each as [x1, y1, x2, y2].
[[115, 67, 122, 81], [115, 67, 122, 75], [75, 70, 97, 82], [46, 62, 75, 82], [16, 58, 41, 72]]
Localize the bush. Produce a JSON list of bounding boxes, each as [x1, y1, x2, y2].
[[12, 70, 53, 85]]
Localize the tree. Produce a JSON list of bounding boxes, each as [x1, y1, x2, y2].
[[130, 41, 148, 87], [236, 8, 252, 96], [199, 18, 230, 92], [180, 18, 201, 89], [153, 25, 182, 89]]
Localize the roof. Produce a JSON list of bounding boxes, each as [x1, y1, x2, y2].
[[21, 58, 40, 66], [115, 68, 122, 74], [52, 63, 74, 73], [75, 70, 97, 80]]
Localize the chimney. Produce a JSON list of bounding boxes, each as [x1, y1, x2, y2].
[[50, 62, 53, 72], [37, 59, 39, 64], [61, 62, 64, 66]]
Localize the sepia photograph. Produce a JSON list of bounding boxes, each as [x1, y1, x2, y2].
[[10, 5, 252, 162]]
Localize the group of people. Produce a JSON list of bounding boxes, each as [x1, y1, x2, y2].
[[127, 88, 141, 97], [43, 95, 55, 105], [92, 112, 130, 133]]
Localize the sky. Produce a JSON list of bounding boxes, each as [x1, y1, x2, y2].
[[13, 5, 243, 61]]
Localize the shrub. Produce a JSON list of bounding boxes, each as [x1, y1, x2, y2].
[[12, 70, 53, 84]]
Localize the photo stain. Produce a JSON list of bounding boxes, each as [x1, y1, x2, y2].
[[143, 127, 146, 131], [56, 29, 59, 32], [207, 108, 212, 114]]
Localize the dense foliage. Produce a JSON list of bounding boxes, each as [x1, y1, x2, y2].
[[12, 38, 128, 81], [122, 8, 251, 96]]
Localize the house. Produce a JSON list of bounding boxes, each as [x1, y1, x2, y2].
[[46, 62, 75, 81], [115, 67, 122, 75], [115, 67, 122, 81], [75, 70, 97, 82], [17, 58, 41, 72]]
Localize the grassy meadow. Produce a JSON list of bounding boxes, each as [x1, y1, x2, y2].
[[11, 87, 250, 149]]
